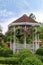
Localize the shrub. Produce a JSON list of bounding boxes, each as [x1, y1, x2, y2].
[[0, 57, 19, 65], [0, 49, 42, 65], [0, 47, 13, 57], [18, 49, 33, 64], [36, 55, 43, 63], [36, 47, 43, 56], [19, 49, 32, 54], [36, 46, 43, 63], [21, 57, 43, 65]]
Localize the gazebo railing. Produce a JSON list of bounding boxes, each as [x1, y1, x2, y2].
[[16, 43, 34, 50], [16, 44, 24, 49]]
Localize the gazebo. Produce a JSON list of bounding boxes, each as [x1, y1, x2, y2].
[[8, 14, 40, 53]]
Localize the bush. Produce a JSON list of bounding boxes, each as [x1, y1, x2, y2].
[[0, 57, 19, 65], [36, 55, 43, 63], [0, 49, 42, 65], [21, 57, 43, 65], [36, 46, 43, 63], [0, 47, 13, 57], [36, 47, 43, 56], [19, 49, 32, 54], [18, 49, 33, 64], [19, 49, 43, 65]]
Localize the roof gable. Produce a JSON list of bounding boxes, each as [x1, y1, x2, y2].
[[12, 14, 38, 23]]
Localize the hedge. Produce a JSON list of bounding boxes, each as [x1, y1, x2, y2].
[[0, 57, 19, 65], [0, 47, 13, 57]]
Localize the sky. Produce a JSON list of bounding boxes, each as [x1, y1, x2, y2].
[[0, 0, 43, 34]]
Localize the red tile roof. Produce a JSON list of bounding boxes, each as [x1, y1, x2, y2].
[[12, 14, 38, 23]]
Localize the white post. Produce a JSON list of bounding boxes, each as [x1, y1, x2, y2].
[[37, 34, 40, 48], [33, 32, 35, 53], [10, 41, 13, 50], [35, 27, 37, 41], [35, 27, 38, 50], [24, 26, 26, 48], [13, 26, 16, 53]]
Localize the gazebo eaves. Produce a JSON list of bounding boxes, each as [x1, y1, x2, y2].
[[9, 22, 40, 27]]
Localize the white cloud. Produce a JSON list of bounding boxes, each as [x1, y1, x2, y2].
[[0, 9, 14, 17], [0, 9, 17, 34]]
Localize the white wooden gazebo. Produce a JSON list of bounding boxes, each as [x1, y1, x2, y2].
[[8, 14, 40, 53]]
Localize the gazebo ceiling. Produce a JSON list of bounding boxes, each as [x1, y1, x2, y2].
[[9, 14, 40, 27]]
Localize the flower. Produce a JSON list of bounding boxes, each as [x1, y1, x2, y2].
[[23, 28, 29, 33]]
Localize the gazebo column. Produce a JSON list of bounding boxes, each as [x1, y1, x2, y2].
[[37, 33, 40, 48], [33, 32, 35, 53], [35, 27, 38, 50], [24, 26, 26, 48], [10, 41, 13, 50], [13, 26, 16, 53]]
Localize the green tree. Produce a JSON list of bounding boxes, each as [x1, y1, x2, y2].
[[29, 13, 36, 20]]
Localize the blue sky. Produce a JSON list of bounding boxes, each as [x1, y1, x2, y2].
[[0, 0, 43, 33]]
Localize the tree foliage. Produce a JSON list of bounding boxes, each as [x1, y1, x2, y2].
[[29, 13, 36, 20]]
